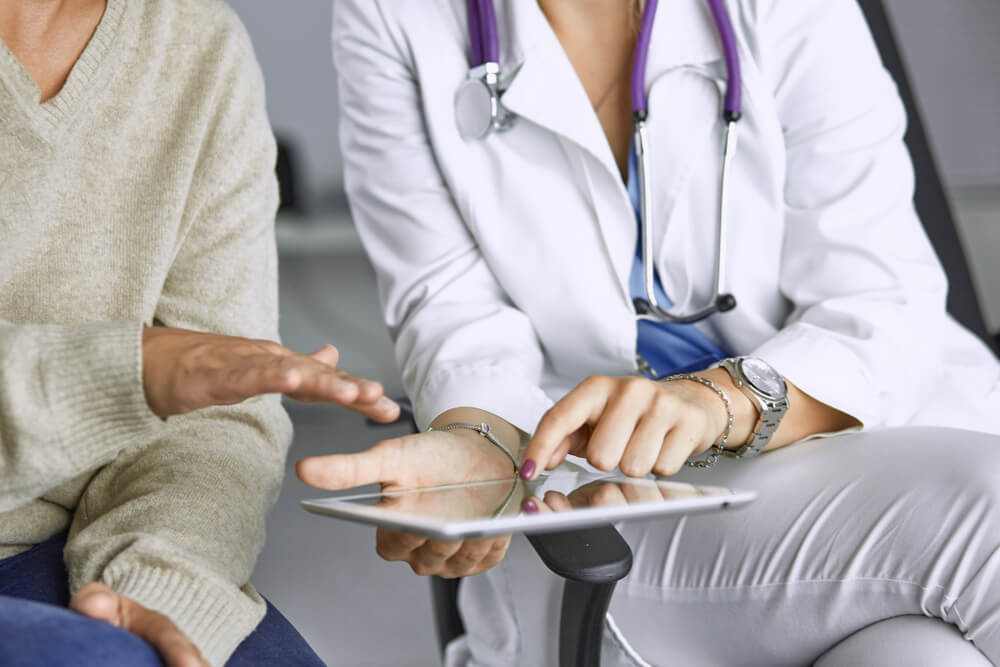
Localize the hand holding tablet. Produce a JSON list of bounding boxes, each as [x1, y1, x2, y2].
[[298, 427, 754, 577], [297, 427, 523, 578]]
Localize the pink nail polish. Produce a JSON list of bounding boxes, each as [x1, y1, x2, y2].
[[522, 499, 539, 514], [520, 459, 536, 480]]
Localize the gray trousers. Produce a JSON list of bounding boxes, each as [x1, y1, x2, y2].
[[449, 428, 1000, 666]]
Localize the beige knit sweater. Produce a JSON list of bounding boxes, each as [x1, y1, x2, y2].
[[0, 1, 292, 664]]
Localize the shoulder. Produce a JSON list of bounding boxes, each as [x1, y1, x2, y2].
[[333, 0, 460, 45], [133, 0, 260, 83]]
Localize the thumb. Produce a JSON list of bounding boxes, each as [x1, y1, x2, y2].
[[71, 582, 123, 625], [310, 344, 340, 367], [297, 441, 397, 490]]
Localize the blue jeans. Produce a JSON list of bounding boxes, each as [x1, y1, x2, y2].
[[0, 532, 324, 666]]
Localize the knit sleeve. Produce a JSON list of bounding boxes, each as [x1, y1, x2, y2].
[[63, 7, 292, 664], [0, 319, 163, 511]]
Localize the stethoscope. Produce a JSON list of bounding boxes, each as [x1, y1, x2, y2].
[[455, 0, 742, 324]]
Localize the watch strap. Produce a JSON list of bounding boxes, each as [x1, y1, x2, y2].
[[711, 357, 789, 458]]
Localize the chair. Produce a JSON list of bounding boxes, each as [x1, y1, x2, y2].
[[420, 1, 999, 664]]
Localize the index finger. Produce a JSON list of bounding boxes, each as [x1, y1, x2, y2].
[[296, 440, 397, 490], [520, 380, 609, 480]]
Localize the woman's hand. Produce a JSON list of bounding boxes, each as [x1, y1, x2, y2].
[[296, 425, 517, 578], [141, 326, 399, 422], [71, 582, 207, 667], [520, 375, 734, 480]]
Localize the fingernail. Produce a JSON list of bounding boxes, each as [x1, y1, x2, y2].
[[520, 459, 536, 480], [522, 499, 539, 514]]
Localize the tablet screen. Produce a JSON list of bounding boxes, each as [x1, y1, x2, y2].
[[302, 472, 754, 539]]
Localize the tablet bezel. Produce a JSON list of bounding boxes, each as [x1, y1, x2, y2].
[[300, 474, 755, 539]]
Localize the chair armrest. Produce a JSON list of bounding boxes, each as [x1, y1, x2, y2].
[[527, 525, 633, 584]]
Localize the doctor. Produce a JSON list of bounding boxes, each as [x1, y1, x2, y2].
[[299, 0, 1000, 664]]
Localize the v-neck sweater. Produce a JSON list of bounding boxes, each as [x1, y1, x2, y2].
[[0, 1, 289, 664]]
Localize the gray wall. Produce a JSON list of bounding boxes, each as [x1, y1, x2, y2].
[[231, 0, 1000, 204], [884, 0, 1000, 188], [231, 1, 342, 210]]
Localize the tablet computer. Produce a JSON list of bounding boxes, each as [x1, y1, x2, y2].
[[301, 472, 755, 539]]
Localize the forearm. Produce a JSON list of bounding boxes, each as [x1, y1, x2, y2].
[[695, 368, 860, 452], [67, 398, 291, 666]]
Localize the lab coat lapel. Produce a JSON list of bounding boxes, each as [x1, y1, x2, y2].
[[499, 0, 635, 302], [497, 0, 728, 307], [499, 1, 618, 177]]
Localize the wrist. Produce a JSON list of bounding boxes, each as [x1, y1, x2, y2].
[[429, 420, 521, 480]]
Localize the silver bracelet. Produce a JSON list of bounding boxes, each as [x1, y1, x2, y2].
[[661, 374, 734, 469], [429, 422, 519, 475]]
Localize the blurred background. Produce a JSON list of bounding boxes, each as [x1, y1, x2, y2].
[[227, 2, 1000, 665]]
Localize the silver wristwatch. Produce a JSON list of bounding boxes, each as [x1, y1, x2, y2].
[[711, 357, 789, 458]]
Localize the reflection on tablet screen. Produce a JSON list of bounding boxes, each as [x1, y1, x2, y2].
[[352, 473, 714, 522]]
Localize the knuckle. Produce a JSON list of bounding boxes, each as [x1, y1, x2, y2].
[[427, 543, 458, 559], [452, 548, 483, 565], [581, 375, 614, 393], [619, 458, 649, 478], [621, 377, 649, 396], [588, 452, 618, 472], [653, 459, 683, 478], [410, 562, 432, 576], [652, 389, 675, 410]]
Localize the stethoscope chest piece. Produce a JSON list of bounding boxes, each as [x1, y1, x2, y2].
[[455, 62, 515, 141], [455, 77, 496, 141]]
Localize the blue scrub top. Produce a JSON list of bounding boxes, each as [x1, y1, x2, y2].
[[627, 146, 731, 378]]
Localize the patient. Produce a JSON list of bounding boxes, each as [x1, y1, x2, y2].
[[0, 1, 397, 665]]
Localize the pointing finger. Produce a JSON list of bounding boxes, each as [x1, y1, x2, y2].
[[521, 379, 609, 480]]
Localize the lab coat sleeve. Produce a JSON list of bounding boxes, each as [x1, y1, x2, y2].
[[744, 0, 953, 428], [332, 0, 553, 433]]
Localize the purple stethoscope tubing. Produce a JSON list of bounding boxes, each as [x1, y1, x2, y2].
[[469, 0, 743, 122], [632, 0, 743, 120], [468, 0, 499, 67]]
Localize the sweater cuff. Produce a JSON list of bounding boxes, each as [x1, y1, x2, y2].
[[102, 560, 265, 667], [38, 320, 162, 469]]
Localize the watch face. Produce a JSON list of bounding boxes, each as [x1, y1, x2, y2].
[[739, 357, 786, 399]]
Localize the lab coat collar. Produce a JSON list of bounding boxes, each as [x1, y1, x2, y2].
[[500, 0, 724, 175], [498, 0, 726, 303]]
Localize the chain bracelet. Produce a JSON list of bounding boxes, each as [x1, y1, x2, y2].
[[660, 374, 734, 469], [430, 422, 519, 475]]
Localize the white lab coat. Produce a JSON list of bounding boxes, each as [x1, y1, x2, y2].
[[334, 0, 999, 437]]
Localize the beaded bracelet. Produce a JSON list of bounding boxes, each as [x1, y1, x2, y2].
[[661, 374, 734, 469]]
